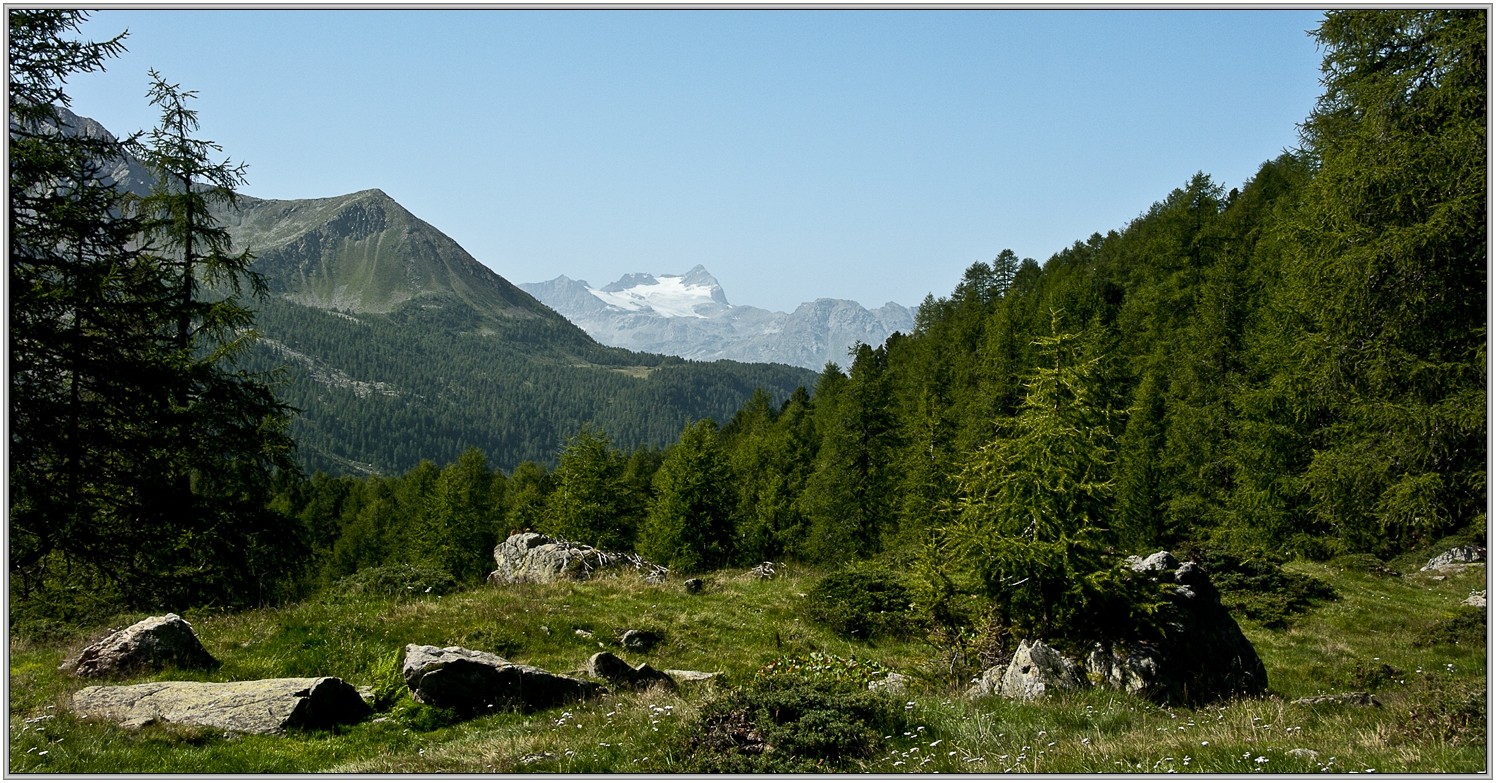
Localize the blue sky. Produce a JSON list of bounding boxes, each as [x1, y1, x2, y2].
[[70, 8, 1328, 313]]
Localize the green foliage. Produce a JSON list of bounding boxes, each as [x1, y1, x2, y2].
[[1189, 545, 1339, 629], [1413, 605, 1486, 649], [637, 420, 736, 572], [937, 313, 1127, 640], [541, 428, 637, 551], [686, 659, 908, 773], [8, 13, 304, 617], [805, 564, 915, 641], [329, 563, 458, 599]]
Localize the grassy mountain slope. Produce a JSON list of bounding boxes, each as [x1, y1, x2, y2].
[[214, 190, 815, 474], [8, 544, 1485, 773]]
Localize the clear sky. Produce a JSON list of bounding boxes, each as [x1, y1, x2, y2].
[[69, 6, 1328, 313]]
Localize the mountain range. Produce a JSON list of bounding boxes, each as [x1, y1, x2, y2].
[[55, 108, 816, 474], [521, 268, 914, 371]]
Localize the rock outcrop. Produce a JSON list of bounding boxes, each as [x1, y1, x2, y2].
[[586, 652, 675, 691], [60, 614, 217, 678], [967, 551, 1268, 706], [70, 677, 370, 735], [1421, 545, 1485, 571], [489, 532, 665, 585], [968, 640, 1088, 701], [401, 644, 600, 714], [1090, 552, 1269, 704]]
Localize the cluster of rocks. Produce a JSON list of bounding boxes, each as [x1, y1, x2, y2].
[[966, 552, 1268, 706], [61, 612, 712, 736], [489, 532, 668, 585]]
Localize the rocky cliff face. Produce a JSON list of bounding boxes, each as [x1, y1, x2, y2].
[[521, 269, 914, 371]]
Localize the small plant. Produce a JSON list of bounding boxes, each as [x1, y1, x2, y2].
[[805, 564, 915, 640], [330, 564, 457, 598], [684, 662, 909, 773]]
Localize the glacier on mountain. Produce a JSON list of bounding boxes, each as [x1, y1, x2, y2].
[[520, 266, 914, 371]]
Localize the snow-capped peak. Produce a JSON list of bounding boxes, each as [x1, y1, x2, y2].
[[587, 265, 729, 318]]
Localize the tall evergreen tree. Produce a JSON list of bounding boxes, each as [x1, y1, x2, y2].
[[10, 13, 300, 612], [638, 420, 737, 571], [1279, 9, 1486, 553], [936, 313, 1126, 639]]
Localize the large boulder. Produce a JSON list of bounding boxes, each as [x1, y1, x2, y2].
[[968, 639, 1087, 701], [70, 677, 370, 735], [586, 652, 675, 691], [1087, 553, 1268, 705], [965, 553, 1268, 706], [60, 614, 217, 678], [401, 644, 600, 714], [489, 532, 665, 585]]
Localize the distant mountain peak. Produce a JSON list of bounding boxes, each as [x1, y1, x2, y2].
[[520, 267, 913, 370], [585, 266, 730, 318]]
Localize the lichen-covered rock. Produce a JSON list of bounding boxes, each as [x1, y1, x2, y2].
[[401, 644, 600, 714], [1421, 545, 1485, 571], [70, 677, 369, 735], [1085, 642, 1166, 698], [968, 640, 1087, 701], [586, 652, 675, 691], [1100, 552, 1269, 705], [488, 532, 663, 585], [60, 614, 217, 678], [1292, 691, 1380, 708]]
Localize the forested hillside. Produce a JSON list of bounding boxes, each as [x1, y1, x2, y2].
[[274, 8, 1485, 608], [9, 9, 1485, 633]]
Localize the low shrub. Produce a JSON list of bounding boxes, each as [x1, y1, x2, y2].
[[1191, 545, 1337, 629], [1414, 605, 1486, 648], [330, 564, 457, 598], [683, 658, 909, 773], [805, 564, 915, 640]]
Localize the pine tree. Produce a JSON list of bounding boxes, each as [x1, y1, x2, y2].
[[638, 420, 736, 571], [1279, 10, 1486, 553], [937, 312, 1129, 640]]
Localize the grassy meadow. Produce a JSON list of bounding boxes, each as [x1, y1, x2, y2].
[[8, 548, 1487, 774]]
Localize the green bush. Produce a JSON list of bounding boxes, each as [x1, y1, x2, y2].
[[1193, 545, 1338, 629], [684, 660, 909, 773], [805, 564, 915, 640]]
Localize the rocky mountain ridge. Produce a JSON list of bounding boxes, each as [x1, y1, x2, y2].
[[521, 268, 914, 371]]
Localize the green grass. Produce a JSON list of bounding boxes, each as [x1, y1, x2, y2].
[[9, 558, 1487, 774]]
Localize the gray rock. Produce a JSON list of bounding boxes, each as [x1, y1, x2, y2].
[[1085, 642, 1166, 699], [60, 614, 217, 678], [1462, 590, 1486, 608], [969, 640, 1087, 701], [1126, 551, 1180, 574], [684, 578, 705, 594], [1422, 545, 1485, 571], [619, 629, 662, 652], [868, 672, 912, 694], [401, 644, 600, 714], [1287, 748, 1320, 760], [1292, 691, 1380, 707], [1069, 555, 1268, 706], [586, 652, 675, 691], [663, 669, 720, 683], [70, 677, 370, 735], [489, 532, 663, 585]]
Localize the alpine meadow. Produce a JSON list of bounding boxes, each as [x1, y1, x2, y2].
[[8, 8, 1488, 775]]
